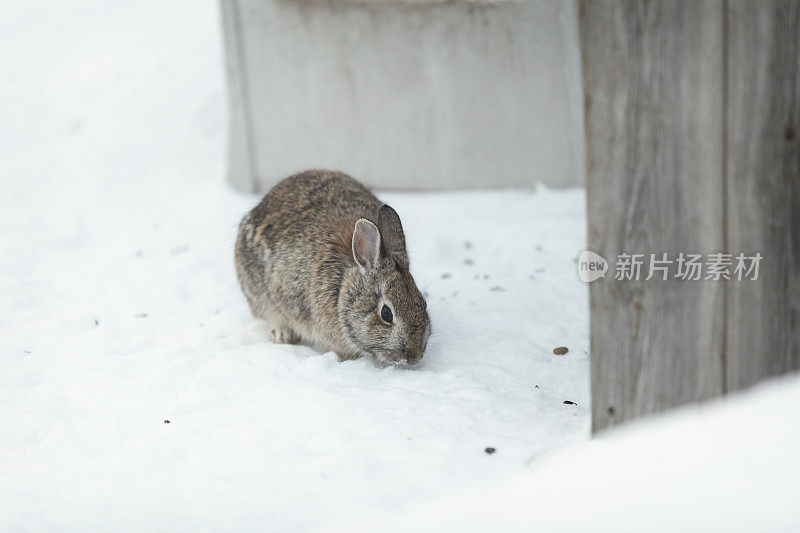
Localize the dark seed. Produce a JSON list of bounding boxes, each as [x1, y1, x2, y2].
[[170, 245, 190, 256], [164, 420, 170, 424], [785, 126, 796, 142], [463, 258, 474, 266], [607, 406, 615, 416], [484, 447, 496, 454], [534, 385, 539, 389], [441, 272, 452, 279], [563, 400, 576, 405], [94, 319, 99, 326], [553, 347, 569, 355]]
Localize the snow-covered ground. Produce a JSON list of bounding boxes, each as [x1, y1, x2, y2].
[[1, 1, 590, 530], [351, 372, 800, 533], [6, 1, 796, 531]]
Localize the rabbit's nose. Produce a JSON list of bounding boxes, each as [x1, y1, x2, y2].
[[406, 352, 423, 365]]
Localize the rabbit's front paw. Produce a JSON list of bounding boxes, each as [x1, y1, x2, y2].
[[336, 351, 362, 362]]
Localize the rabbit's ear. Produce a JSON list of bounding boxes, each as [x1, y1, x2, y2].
[[352, 219, 380, 274], [377, 204, 407, 260]]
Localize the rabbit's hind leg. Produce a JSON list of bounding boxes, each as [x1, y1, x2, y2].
[[270, 326, 300, 345]]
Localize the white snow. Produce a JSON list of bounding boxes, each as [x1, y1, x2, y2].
[[0, 1, 590, 530], [351, 372, 800, 533], [3, 2, 797, 531]]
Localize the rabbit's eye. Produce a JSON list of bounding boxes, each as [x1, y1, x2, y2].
[[380, 304, 393, 324]]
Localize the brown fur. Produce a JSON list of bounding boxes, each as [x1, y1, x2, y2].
[[235, 170, 431, 365]]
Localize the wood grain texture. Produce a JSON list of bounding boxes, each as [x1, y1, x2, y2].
[[725, 1, 800, 389], [580, 0, 726, 431]]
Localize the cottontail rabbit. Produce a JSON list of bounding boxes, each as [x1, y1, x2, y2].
[[235, 170, 431, 365]]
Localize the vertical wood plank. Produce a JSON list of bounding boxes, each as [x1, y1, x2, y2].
[[221, 0, 585, 191], [220, 0, 258, 192], [580, 1, 726, 431], [726, 1, 800, 389]]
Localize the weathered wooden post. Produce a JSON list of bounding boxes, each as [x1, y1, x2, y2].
[[220, 0, 584, 191], [581, 0, 799, 431]]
